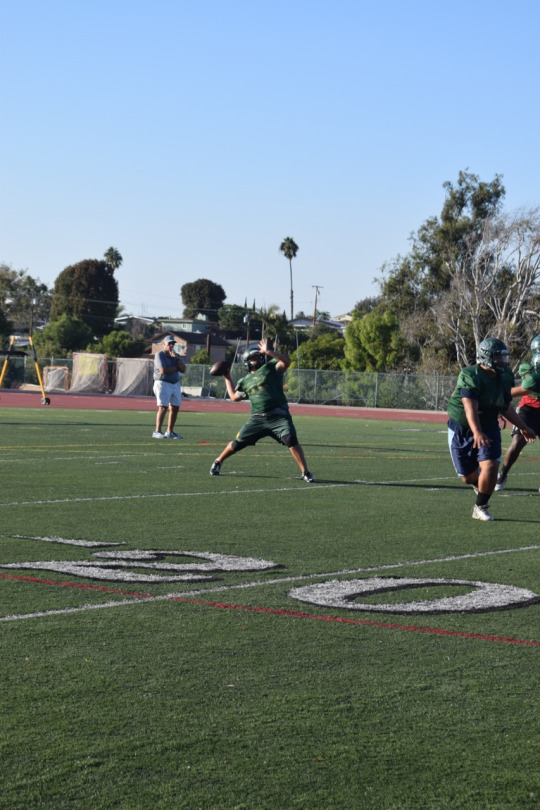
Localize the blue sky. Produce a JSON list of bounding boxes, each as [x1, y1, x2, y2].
[[1, 0, 539, 320]]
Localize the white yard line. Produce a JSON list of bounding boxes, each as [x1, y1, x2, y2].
[[0, 477, 465, 507]]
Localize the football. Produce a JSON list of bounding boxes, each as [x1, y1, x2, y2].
[[210, 360, 230, 377]]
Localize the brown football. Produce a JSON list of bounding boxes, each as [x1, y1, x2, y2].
[[210, 360, 230, 377]]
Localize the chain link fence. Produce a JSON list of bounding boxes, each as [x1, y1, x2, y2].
[[203, 366, 456, 411], [3, 356, 457, 412]]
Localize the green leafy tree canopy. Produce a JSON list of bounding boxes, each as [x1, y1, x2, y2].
[[344, 308, 405, 372], [379, 170, 506, 315], [189, 349, 212, 364], [33, 314, 93, 356], [291, 332, 345, 370], [50, 259, 119, 337], [218, 304, 250, 337], [93, 330, 145, 359], [0, 263, 51, 338], [181, 279, 226, 321]]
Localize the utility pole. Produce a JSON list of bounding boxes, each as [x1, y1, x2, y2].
[[312, 286, 323, 328]]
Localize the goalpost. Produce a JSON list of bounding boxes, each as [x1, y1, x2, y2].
[[69, 353, 109, 393], [112, 358, 154, 396], [43, 366, 70, 391]]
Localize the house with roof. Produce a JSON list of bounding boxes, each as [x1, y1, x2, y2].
[[289, 317, 347, 335]]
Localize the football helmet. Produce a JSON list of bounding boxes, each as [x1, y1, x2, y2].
[[530, 335, 540, 354], [476, 338, 510, 373], [242, 347, 266, 371], [531, 352, 540, 374]]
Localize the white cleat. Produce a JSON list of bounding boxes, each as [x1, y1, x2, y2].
[[472, 504, 494, 521]]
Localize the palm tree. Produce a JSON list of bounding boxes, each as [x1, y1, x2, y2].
[[279, 237, 299, 321], [104, 247, 123, 271]]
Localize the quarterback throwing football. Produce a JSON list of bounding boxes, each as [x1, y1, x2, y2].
[[209, 339, 314, 483]]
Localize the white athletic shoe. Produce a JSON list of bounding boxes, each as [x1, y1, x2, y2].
[[472, 504, 494, 521], [152, 431, 165, 439], [165, 431, 183, 439]]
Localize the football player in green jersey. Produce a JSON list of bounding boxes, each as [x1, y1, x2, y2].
[[447, 338, 535, 521], [209, 339, 314, 483], [496, 353, 540, 491]]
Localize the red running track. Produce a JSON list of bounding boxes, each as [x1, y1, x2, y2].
[[0, 388, 447, 423]]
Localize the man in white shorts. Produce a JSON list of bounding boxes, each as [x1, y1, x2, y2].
[[153, 335, 186, 438]]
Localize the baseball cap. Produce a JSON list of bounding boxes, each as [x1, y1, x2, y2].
[[163, 336, 175, 344]]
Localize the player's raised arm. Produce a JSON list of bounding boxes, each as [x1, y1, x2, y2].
[[259, 339, 291, 371]]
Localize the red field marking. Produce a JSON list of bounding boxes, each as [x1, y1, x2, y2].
[[175, 597, 540, 646], [0, 389, 447, 422], [3, 572, 538, 646], [0, 572, 154, 598]]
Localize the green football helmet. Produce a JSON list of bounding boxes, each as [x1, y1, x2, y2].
[[530, 335, 540, 354], [242, 346, 266, 370], [476, 338, 510, 373], [531, 352, 540, 374]]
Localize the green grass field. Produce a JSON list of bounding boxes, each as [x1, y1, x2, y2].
[[1, 406, 539, 810]]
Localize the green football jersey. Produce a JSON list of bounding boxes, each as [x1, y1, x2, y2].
[[447, 364, 514, 430], [236, 359, 289, 414], [519, 374, 540, 408], [521, 371, 540, 400]]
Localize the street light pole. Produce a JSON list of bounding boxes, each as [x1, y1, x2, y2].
[[30, 297, 39, 337]]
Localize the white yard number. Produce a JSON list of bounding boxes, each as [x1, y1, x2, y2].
[[3, 542, 278, 583], [289, 577, 539, 614], [2, 538, 539, 613]]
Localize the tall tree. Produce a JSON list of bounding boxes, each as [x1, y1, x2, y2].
[[104, 247, 123, 271], [50, 259, 119, 337], [279, 237, 299, 320], [379, 171, 506, 316], [0, 263, 51, 336], [181, 279, 226, 321], [432, 206, 540, 365], [377, 171, 512, 370]]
